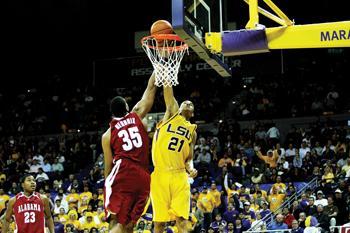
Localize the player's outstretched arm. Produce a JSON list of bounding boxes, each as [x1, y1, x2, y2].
[[42, 195, 55, 233], [162, 85, 179, 122], [102, 128, 113, 178], [186, 130, 197, 178], [2, 197, 15, 233], [132, 72, 157, 119]]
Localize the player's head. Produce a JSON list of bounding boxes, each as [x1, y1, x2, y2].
[[20, 174, 36, 193], [179, 100, 194, 120], [110, 96, 129, 117]]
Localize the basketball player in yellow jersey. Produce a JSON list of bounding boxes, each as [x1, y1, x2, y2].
[[151, 85, 197, 233]]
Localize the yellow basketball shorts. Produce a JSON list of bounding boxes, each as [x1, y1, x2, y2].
[[150, 170, 190, 222]]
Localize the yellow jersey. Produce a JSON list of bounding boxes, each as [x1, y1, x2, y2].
[[208, 189, 221, 208], [152, 113, 197, 171], [268, 193, 286, 212], [0, 194, 10, 212], [197, 193, 215, 213]]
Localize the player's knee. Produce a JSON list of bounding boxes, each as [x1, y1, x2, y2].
[[154, 222, 166, 230], [109, 215, 118, 229], [125, 222, 135, 231], [155, 222, 166, 226]]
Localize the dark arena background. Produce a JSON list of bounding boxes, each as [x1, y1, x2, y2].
[[1, 0, 350, 232]]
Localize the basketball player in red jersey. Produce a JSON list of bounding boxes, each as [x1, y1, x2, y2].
[[102, 72, 157, 233], [2, 174, 55, 233]]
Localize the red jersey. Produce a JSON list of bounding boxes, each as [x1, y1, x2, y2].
[[13, 192, 46, 233], [110, 112, 149, 168]]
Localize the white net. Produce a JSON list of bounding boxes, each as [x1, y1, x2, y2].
[[142, 34, 188, 87]]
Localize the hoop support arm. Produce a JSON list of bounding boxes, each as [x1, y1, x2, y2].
[[262, 0, 293, 26], [243, 0, 293, 28], [245, 0, 259, 29]]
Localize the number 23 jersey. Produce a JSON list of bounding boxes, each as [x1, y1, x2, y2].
[[13, 192, 45, 233], [152, 113, 197, 171]]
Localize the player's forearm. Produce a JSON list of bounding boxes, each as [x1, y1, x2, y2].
[[163, 86, 178, 112], [185, 160, 194, 172], [102, 141, 113, 179], [141, 74, 157, 105], [132, 74, 157, 118], [47, 217, 55, 233], [143, 73, 156, 98], [104, 164, 112, 178]]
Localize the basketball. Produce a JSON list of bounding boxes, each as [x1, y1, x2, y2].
[[150, 20, 174, 35]]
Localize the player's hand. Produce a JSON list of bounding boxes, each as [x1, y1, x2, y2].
[[188, 169, 198, 178]]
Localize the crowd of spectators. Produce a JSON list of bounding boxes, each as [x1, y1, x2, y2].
[[1, 108, 350, 232], [0, 50, 349, 232], [183, 118, 350, 233]]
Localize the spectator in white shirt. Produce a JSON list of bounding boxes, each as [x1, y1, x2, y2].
[[293, 150, 303, 168], [195, 148, 211, 166], [196, 137, 210, 152], [29, 159, 42, 173], [279, 157, 289, 171], [299, 141, 310, 160], [342, 159, 350, 176], [321, 140, 335, 154], [302, 136, 311, 148], [42, 159, 52, 173], [255, 126, 267, 143], [54, 198, 68, 214], [57, 154, 65, 164], [52, 158, 64, 173], [337, 149, 347, 168], [54, 188, 68, 206], [285, 143, 296, 161], [33, 153, 44, 165], [312, 141, 323, 156], [274, 143, 285, 158], [36, 168, 50, 183], [266, 124, 280, 147], [346, 169, 350, 179], [314, 190, 328, 207]]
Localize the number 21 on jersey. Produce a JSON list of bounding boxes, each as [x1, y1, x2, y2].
[[168, 137, 184, 152]]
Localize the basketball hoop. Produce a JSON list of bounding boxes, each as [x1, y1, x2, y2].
[[141, 34, 188, 87]]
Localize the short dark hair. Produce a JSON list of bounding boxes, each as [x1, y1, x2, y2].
[[65, 223, 75, 229], [20, 174, 33, 184], [110, 96, 128, 117]]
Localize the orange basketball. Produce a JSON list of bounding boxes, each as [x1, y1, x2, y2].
[[150, 20, 174, 35]]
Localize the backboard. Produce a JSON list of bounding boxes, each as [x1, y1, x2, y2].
[[172, 0, 232, 77]]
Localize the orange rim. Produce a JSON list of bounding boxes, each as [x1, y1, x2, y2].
[[141, 34, 188, 52]]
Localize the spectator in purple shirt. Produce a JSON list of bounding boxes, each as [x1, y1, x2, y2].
[[53, 214, 64, 233], [238, 212, 252, 230], [223, 203, 240, 223], [260, 201, 271, 219], [210, 213, 227, 232], [233, 218, 244, 233], [241, 201, 256, 221]]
